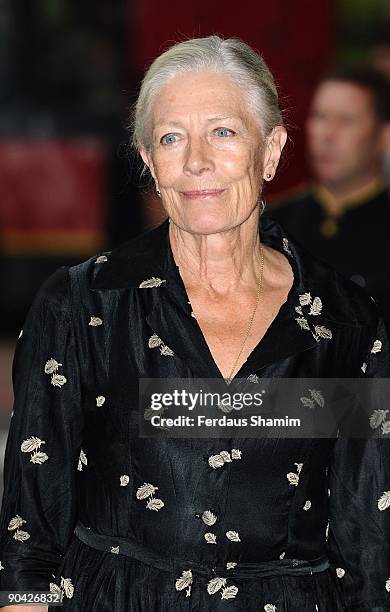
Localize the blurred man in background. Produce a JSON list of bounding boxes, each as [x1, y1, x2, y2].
[[270, 66, 390, 329]]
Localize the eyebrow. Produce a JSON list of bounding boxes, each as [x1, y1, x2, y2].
[[153, 116, 241, 130]]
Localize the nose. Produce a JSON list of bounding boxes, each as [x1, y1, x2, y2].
[[183, 136, 215, 176]]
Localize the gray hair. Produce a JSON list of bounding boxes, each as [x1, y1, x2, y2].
[[132, 35, 283, 152]]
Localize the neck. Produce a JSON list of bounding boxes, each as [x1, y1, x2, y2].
[[168, 210, 263, 293], [316, 172, 384, 215]]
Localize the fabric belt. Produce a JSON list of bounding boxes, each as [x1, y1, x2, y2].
[[74, 521, 330, 581]]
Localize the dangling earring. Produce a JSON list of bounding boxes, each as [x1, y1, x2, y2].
[[155, 181, 161, 197]]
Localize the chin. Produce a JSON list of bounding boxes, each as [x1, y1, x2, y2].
[[172, 212, 234, 235]]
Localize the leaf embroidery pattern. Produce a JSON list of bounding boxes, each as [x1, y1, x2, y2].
[[0, 561, 3, 570], [201, 510, 217, 526], [247, 373, 259, 383], [8, 514, 30, 542], [279, 552, 286, 559], [264, 605, 277, 612], [382, 421, 390, 435], [295, 293, 332, 342], [110, 546, 120, 554], [136, 482, 164, 511], [336, 568, 345, 578], [120, 475, 129, 486], [287, 462, 303, 486], [378, 491, 390, 511], [300, 388, 324, 409], [44, 358, 67, 388], [385, 578, 390, 592], [207, 577, 226, 595], [371, 339, 382, 354], [89, 316, 103, 327], [226, 530, 241, 542], [96, 396, 106, 407], [49, 577, 74, 600], [18, 329, 23, 339], [208, 448, 242, 469], [226, 562, 237, 569], [175, 569, 193, 598], [303, 500, 312, 510], [148, 334, 175, 357], [361, 362, 367, 374], [369, 409, 389, 429], [204, 532, 217, 544], [95, 255, 108, 264], [139, 277, 166, 288], [21, 436, 48, 464], [77, 449, 87, 471]]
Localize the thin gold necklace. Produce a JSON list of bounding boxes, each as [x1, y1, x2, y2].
[[225, 245, 265, 385]]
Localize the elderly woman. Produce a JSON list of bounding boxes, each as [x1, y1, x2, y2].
[[0, 36, 389, 612]]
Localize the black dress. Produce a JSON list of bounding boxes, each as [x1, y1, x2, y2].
[[0, 216, 389, 611]]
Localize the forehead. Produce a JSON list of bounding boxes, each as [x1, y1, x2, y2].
[[150, 71, 255, 127], [311, 80, 375, 116]]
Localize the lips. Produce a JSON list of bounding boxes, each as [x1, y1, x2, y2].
[[179, 189, 225, 199]]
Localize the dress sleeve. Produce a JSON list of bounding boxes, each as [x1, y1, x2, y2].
[[326, 316, 390, 612], [0, 266, 84, 593]]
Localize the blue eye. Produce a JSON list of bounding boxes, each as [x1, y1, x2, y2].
[[215, 128, 233, 137], [161, 133, 178, 145]]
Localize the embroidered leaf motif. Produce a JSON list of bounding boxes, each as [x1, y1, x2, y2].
[[49, 583, 62, 597], [371, 339, 382, 354], [226, 530, 240, 542], [220, 450, 232, 463], [208, 454, 225, 469], [287, 472, 299, 486], [159, 344, 174, 356], [300, 396, 315, 409], [294, 462, 303, 474], [207, 577, 226, 595], [8, 515, 26, 531], [175, 569, 193, 591], [18, 329, 23, 339], [295, 306, 303, 315], [204, 532, 217, 544], [303, 500, 312, 511], [385, 578, 390, 592], [299, 292, 312, 306], [148, 334, 163, 349], [60, 577, 74, 598], [185, 585, 191, 597], [226, 562, 237, 569], [146, 497, 165, 511], [336, 567, 345, 578], [120, 475, 129, 486], [77, 449, 87, 471], [221, 585, 238, 600], [50, 374, 67, 387], [191, 311, 196, 319], [313, 325, 332, 340], [264, 605, 277, 612], [30, 451, 49, 464], [279, 552, 286, 559], [136, 483, 158, 499], [309, 297, 322, 316], [382, 420, 390, 435], [308, 389, 324, 407], [139, 277, 166, 288], [231, 448, 242, 460], [0, 562, 4, 570], [361, 362, 367, 374], [370, 409, 389, 429], [95, 255, 108, 264], [378, 491, 390, 510], [13, 529, 30, 542], [44, 358, 62, 374], [89, 316, 103, 327], [21, 436, 45, 453], [96, 396, 106, 407], [110, 546, 120, 554], [201, 510, 217, 526], [247, 373, 259, 383], [295, 316, 310, 331]]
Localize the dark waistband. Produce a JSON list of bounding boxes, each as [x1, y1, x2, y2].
[[74, 521, 330, 580]]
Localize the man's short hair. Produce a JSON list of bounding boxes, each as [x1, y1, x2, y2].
[[321, 65, 390, 122]]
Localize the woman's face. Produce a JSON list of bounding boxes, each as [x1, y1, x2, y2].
[[140, 71, 286, 234]]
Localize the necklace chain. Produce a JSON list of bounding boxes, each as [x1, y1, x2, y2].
[[225, 245, 265, 385]]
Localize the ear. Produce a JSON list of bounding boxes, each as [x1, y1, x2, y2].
[[262, 125, 288, 181], [139, 145, 157, 181]]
